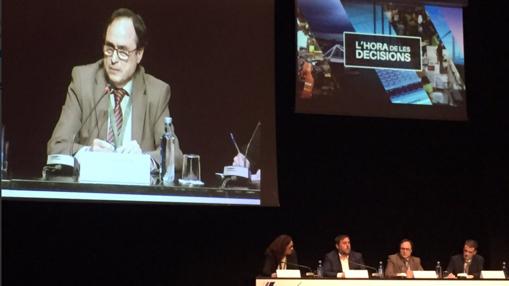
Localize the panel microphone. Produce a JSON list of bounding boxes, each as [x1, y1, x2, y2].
[[221, 121, 261, 186], [348, 260, 377, 272], [45, 85, 111, 179], [244, 121, 261, 164], [284, 261, 312, 272], [69, 84, 112, 154]]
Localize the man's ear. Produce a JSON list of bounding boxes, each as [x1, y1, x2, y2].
[[136, 48, 144, 64]]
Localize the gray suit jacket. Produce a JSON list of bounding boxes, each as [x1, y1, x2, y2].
[[385, 253, 423, 278], [47, 60, 183, 170]]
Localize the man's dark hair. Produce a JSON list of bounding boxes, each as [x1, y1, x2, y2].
[[465, 239, 478, 250], [400, 238, 414, 250], [334, 234, 350, 244], [104, 8, 148, 49]]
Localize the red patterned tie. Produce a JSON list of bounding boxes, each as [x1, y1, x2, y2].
[[107, 88, 128, 144]]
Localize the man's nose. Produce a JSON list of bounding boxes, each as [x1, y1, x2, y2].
[[111, 50, 120, 64]]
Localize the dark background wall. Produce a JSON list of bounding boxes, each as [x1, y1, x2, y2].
[[2, 0, 509, 285]]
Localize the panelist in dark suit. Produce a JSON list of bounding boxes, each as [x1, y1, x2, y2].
[[385, 239, 423, 278], [323, 234, 365, 278], [262, 234, 298, 277], [446, 239, 484, 279], [47, 8, 183, 170]]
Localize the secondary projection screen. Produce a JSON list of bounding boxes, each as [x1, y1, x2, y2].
[[1, 0, 278, 206], [295, 0, 467, 121]]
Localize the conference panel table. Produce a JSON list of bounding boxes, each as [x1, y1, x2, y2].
[[255, 278, 509, 286], [1, 178, 260, 205]]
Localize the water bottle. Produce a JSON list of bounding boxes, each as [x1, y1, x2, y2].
[[378, 261, 384, 278], [160, 117, 175, 185], [316, 260, 323, 278], [435, 261, 442, 279], [502, 261, 508, 278]]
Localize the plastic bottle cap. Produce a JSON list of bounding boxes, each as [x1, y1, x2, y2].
[[164, 117, 172, 124]]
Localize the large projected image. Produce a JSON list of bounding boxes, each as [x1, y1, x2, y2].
[[1, 1, 278, 206], [296, 0, 467, 120]]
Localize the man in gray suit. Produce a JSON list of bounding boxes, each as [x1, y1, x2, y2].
[[47, 8, 183, 170], [323, 234, 366, 278], [385, 239, 423, 278]]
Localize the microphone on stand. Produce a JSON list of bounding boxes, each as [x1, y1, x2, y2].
[[244, 121, 261, 166], [284, 261, 313, 272], [45, 85, 111, 180], [69, 84, 112, 155], [221, 121, 261, 186], [348, 260, 378, 272]]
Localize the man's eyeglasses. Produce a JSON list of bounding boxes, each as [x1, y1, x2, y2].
[[103, 45, 137, 61]]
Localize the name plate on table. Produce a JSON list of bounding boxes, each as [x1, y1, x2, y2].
[[79, 152, 151, 185], [481, 271, 506, 279], [276, 269, 301, 278], [344, 269, 369, 278], [413, 270, 438, 279], [223, 165, 249, 178]]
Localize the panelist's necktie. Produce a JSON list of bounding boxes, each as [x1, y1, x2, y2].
[[464, 261, 470, 274], [107, 88, 128, 144]]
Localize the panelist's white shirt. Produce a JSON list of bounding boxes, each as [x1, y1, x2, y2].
[[75, 80, 133, 162]]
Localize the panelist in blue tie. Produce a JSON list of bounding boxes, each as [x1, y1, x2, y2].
[[261, 234, 298, 278], [323, 234, 366, 278], [47, 8, 183, 171]]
